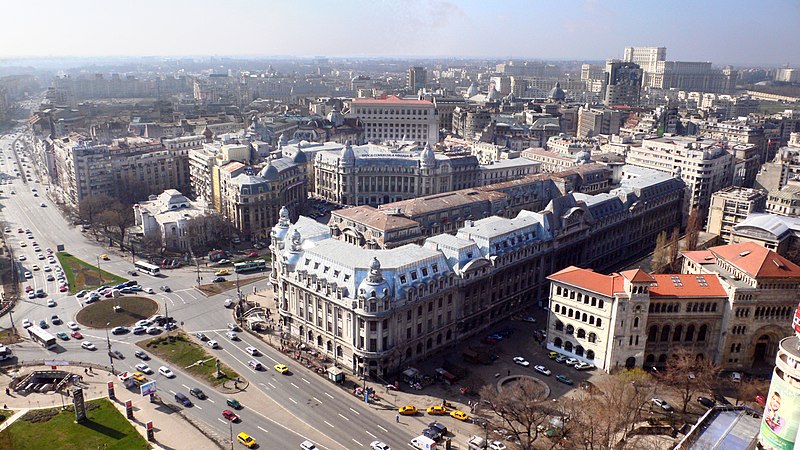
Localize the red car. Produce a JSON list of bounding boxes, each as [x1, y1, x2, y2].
[[755, 394, 766, 406], [25, 285, 33, 292], [246, 251, 259, 258], [59, 285, 68, 292], [222, 409, 239, 422], [70, 331, 83, 339]]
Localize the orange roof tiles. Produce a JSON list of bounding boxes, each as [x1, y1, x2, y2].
[[332, 206, 418, 231], [620, 268, 655, 283], [547, 266, 625, 297], [682, 250, 716, 265], [649, 274, 727, 298], [710, 242, 800, 279]]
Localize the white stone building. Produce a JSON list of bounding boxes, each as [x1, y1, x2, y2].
[[133, 190, 207, 252]]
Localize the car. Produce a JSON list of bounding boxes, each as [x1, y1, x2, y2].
[[174, 392, 192, 407], [730, 372, 742, 383], [207, 340, 219, 349], [399, 405, 418, 415], [35, 288, 45, 298], [427, 405, 447, 415], [248, 360, 263, 370], [67, 321, 79, 330], [222, 409, 239, 422], [274, 364, 289, 374], [27, 291, 35, 299], [31, 264, 39, 271], [70, 331, 83, 339], [100, 254, 109, 260], [50, 314, 61, 324], [111, 326, 129, 335], [218, 259, 231, 265], [135, 363, 153, 374], [422, 428, 440, 441], [246, 251, 259, 258], [22, 318, 32, 328], [135, 319, 152, 327], [555, 355, 568, 363], [227, 331, 238, 340], [226, 398, 242, 409], [190, 387, 207, 399], [534, 365, 552, 376], [195, 332, 207, 341], [58, 285, 67, 292], [56, 332, 69, 341], [370, 441, 391, 450], [18, 255, 26, 261], [111, 349, 124, 359], [16, 228, 22, 233], [488, 441, 508, 450], [450, 410, 469, 421], [43, 265, 52, 272], [132, 372, 147, 383], [215, 269, 230, 276], [38, 320, 48, 329], [212, 276, 226, 283], [652, 398, 674, 412], [46, 274, 55, 281], [132, 326, 146, 334], [521, 316, 537, 323], [47, 299, 56, 307], [512, 356, 530, 367], [556, 374, 574, 385], [697, 396, 716, 408], [134, 350, 149, 360], [300, 441, 318, 450], [37, 253, 44, 260], [574, 362, 594, 370], [24, 271, 32, 279], [147, 326, 162, 334], [428, 421, 448, 435], [144, 287, 155, 294], [160, 285, 171, 292], [159, 366, 175, 378], [237, 432, 257, 448], [19, 242, 26, 248], [81, 341, 96, 350], [755, 394, 767, 406], [227, 323, 240, 331], [565, 358, 580, 366]]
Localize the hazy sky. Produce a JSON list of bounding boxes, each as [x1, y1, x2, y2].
[[2, 0, 798, 65]]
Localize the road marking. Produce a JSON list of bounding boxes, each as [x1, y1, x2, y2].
[[182, 384, 190, 390], [325, 392, 334, 399], [324, 420, 334, 428], [207, 398, 215, 403], [268, 382, 276, 389], [349, 407, 360, 415], [182, 290, 198, 300], [337, 413, 350, 421], [169, 390, 176, 395], [289, 398, 298, 404], [301, 377, 310, 384], [365, 430, 376, 438], [352, 439, 362, 447], [377, 425, 387, 433], [217, 418, 227, 425], [259, 382, 267, 387], [290, 382, 299, 389], [312, 396, 322, 404], [257, 425, 268, 433], [194, 404, 202, 410]]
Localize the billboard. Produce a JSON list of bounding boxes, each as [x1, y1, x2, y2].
[[760, 373, 800, 450], [792, 305, 800, 334], [140, 381, 157, 397]]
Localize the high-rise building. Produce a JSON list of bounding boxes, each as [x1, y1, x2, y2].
[[577, 107, 623, 137], [623, 46, 667, 73], [407, 66, 426, 93], [603, 60, 643, 107], [706, 186, 767, 241], [349, 95, 439, 145]]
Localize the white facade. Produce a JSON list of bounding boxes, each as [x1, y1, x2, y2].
[[134, 190, 207, 252], [349, 96, 439, 145]]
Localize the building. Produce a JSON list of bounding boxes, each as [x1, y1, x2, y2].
[[577, 107, 623, 138], [407, 66, 426, 93], [757, 304, 800, 450], [451, 106, 493, 140], [546, 242, 800, 372], [133, 190, 207, 252], [626, 136, 734, 223], [603, 60, 643, 107], [623, 46, 667, 73], [729, 213, 800, 264], [349, 96, 438, 145], [706, 187, 767, 242], [768, 184, 800, 218]]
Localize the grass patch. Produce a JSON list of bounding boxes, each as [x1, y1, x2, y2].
[[0, 328, 22, 345], [0, 398, 148, 450], [197, 275, 267, 296], [138, 332, 240, 386], [56, 252, 127, 294], [75, 296, 158, 328]]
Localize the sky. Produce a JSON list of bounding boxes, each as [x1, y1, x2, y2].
[[1, 0, 798, 66]]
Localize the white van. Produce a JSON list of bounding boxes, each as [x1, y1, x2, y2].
[[411, 435, 438, 450], [224, 299, 233, 308]]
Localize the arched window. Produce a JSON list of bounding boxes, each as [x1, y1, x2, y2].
[[337, 345, 343, 358], [660, 325, 671, 342], [598, 300, 604, 309], [698, 324, 708, 342], [586, 350, 595, 360], [436, 333, 442, 345], [658, 354, 668, 365], [588, 332, 597, 343], [326, 340, 333, 352], [416, 343, 423, 355], [405, 348, 412, 359], [555, 320, 564, 331], [554, 337, 563, 348], [446, 330, 452, 341], [649, 325, 659, 342], [575, 345, 584, 357], [566, 325, 575, 335], [596, 318, 602, 327], [581, 313, 588, 322], [564, 341, 573, 352], [685, 324, 695, 342], [426, 338, 433, 349], [673, 324, 683, 342], [645, 354, 655, 365], [577, 329, 586, 339], [568, 308, 574, 318], [554, 304, 560, 314], [317, 336, 322, 346], [633, 317, 640, 328], [589, 316, 595, 325]]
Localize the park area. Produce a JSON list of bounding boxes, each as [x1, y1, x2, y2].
[[138, 332, 240, 386], [0, 399, 148, 449], [197, 274, 267, 296], [56, 252, 127, 293], [76, 296, 159, 328]]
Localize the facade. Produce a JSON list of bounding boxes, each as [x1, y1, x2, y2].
[[451, 106, 493, 140], [546, 242, 800, 372], [577, 107, 623, 138], [706, 186, 767, 242], [133, 190, 207, 252], [349, 96, 438, 145], [626, 136, 734, 223], [603, 60, 643, 107], [407, 67, 426, 93], [729, 213, 800, 264], [768, 184, 800, 218], [623, 46, 666, 73]]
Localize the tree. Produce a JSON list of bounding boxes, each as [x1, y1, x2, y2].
[[734, 376, 770, 406], [668, 227, 681, 272], [184, 212, 236, 253], [140, 232, 163, 256], [479, 378, 550, 450], [97, 201, 135, 250], [659, 348, 721, 414], [77, 194, 114, 238], [652, 231, 669, 273], [685, 207, 701, 251]]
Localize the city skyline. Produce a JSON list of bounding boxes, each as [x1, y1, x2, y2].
[[0, 0, 797, 66]]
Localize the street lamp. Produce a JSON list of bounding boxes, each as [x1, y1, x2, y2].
[[105, 322, 115, 375], [96, 256, 103, 283]]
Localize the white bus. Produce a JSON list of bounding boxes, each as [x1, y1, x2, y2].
[[28, 326, 56, 350], [134, 260, 160, 276]]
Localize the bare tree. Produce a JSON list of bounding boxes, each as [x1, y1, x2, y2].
[[659, 348, 721, 414], [652, 231, 669, 273], [734, 376, 770, 406], [685, 207, 701, 251], [97, 201, 135, 250], [140, 232, 163, 256], [668, 227, 681, 272], [479, 378, 550, 450], [78, 194, 114, 237]]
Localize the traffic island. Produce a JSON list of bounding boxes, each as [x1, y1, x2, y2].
[[75, 296, 158, 328], [137, 332, 241, 388], [55, 252, 127, 293], [196, 274, 267, 296]]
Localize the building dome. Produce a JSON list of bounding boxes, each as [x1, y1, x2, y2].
[[292, 148, 307, 164], [548, 82, 566, 101], [326, 108, 344, 127], [419, 143, 436, 167], [486, 87, 499, 102], [574, 149, 591, 164], [259, 160, 280, 181], [340, 140, 355, 166], [466, 82, 478, 97], [358, 257, 390, 301], [202, 126, 214, 142]]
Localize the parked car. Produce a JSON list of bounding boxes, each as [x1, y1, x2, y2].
[[195, 332, 207, 341], [697, 396, 716, 408], [398, 405, 417, 415], [534, 365, 552, 376], [555, 355, 568, 363], [556, 374, 574, 385], [652, 398, 674, 412], [565, 358, 580, 366], [574, 362, 594, 370], [207, 340, 219, 349], [111, 326, 129, 335], [512, 356, 530, 367]]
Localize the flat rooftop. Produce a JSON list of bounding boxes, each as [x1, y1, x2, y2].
[[675, 406, 761, 450]]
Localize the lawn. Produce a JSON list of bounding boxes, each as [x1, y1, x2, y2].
[[0, 328, 22, 345], [0, 399, 148, 450], [138, 332, 240, 386], [56, 252, 127, 293], [197, 275, 267, 296], [75, 296, 159, 328]]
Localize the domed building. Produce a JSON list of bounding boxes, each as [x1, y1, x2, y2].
[[548, 82, 566, 102]]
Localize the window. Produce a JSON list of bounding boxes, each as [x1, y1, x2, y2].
[[633, 317, 640, 328]]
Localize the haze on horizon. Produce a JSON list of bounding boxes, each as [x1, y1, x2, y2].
[[1, 0, 798, 66]]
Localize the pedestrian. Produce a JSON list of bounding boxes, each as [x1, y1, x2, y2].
[[4, 388, 8, 395], [396, 414, 400, 423], [507, 369, 511, 376]]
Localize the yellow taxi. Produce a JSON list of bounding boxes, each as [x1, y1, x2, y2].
[[274, 364, 289, 374], [450, 410, 469, 421], [100, 254, 109, 260], [427, 405, 447, 415], [236, 432, 257, 448], [398, 405, 418, 415], [215, 269, 230, 276], [132, 372, 147, 383]]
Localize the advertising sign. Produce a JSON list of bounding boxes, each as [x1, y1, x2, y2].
[[760, 374, 800, 450], [792, 305, 800, 334], [140, 381, 157, 397]]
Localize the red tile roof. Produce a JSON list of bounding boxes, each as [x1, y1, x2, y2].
[[351, 95, 432, 106], [709, 242, 800, 279], [649, 274, 728, 298], [620, 268, 655, 283], [547, 266, 624, 297], [682, 250, 716, 265]]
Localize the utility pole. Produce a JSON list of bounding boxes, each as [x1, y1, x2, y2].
[[96, 256, 103, 282], [105, 322, 115, 375], [164, 301, 170, 337]]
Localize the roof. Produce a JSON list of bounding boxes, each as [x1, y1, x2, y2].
[[620, 268, 655, 283], [333, 206, 419, 231], [380, 189, 506, 218], [351, 95, 432, 106], [682, 250, 716, 265], [648, 274, 727, 298], [709, 241, 800, 279], [547, 266, 625, 297], [220, 161, 245, 173]]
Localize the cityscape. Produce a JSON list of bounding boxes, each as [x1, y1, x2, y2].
[[0, 1, 799, 449]]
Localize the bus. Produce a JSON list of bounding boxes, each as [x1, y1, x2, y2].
[[234, 259, 267, 273], [28, 326, 57, 350], [134, 260, 160, 276]]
